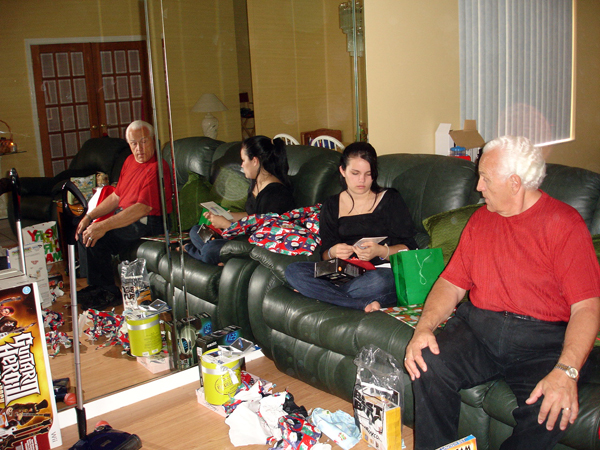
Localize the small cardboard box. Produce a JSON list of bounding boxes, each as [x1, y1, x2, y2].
[[7, 243, 51, 307], [354, 386, 402, 450], [165, 312, 213, 370], [436, 120, 485, 161], [137, 352, 172, 374], [435, 435, 477, 450]]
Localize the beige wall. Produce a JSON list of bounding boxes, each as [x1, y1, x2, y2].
[[364, 0, 461, 156], [160, 1, 242, 143], [364, 0, 600, 172], [247, 0, 354, 143], [547, 0, 600, 173], [0, 0, 145, 177]]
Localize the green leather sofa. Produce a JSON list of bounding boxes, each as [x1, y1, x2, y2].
[[138, 137, 600, 450]]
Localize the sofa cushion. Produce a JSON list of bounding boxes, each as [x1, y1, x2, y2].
[[209, 167, 249, 212], [423, 203, 483, 265], [178, 172, 213, 231]]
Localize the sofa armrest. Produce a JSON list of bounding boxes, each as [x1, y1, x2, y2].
[[220, 238, 254, 263], [20, 177, 58, 196], [250, 246, 322, 285]]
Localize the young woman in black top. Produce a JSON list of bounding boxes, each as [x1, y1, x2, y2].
[[186, 135, 296, 264], [285, 142, 417, 312]]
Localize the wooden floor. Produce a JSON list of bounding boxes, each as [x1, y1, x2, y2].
[[48, 261, 173, 409], [54, 356, 414, 449]]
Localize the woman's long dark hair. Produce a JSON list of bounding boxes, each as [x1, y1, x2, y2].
[[339, 142, 382, 213], [243, 135, 291, 189]]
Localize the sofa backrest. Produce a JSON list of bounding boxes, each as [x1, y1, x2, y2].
[[209, 141, 344, 209], [162, 137, 224, 189], [69, 137, 131, 183], [540, 163, 600, 235], [377, 154, 481, 246]]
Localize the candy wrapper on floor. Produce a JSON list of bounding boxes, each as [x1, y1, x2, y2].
[[119, 258, 152, 310], [353, 345, 404, 450]]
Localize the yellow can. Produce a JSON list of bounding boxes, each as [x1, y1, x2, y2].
[[201, 350, 243, 405], [126, 314, 162, 357]]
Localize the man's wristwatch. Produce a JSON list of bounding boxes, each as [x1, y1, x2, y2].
[[554, 362, 579, 380]]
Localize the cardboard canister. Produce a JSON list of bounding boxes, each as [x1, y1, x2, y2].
[[201, 350, 243, 405], [127, 314, 162, 357]]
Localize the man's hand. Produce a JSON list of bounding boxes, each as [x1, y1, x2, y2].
[[404, 328, 440, 380], [526, 369, 578, 431], [75, 215, 92, 238], [81, 221, 107, 248]]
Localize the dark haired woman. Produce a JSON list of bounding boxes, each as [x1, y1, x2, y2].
[[185, 135, 296, 264], [285, 142, 417, 312]]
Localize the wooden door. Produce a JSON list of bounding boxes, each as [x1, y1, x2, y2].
[[31, 41, 152, 176]]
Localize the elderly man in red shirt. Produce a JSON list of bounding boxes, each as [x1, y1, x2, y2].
[[76, 120, 172, 309], [404, 135, 600, 450]]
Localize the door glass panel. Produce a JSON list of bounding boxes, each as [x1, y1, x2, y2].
[[49, 134, 63, 158], [58, 79, 73, 103], [101, 51, 113, 74], [115, 50, 127, 73], [116, 76, 129, 98], [131, 75, 142, 97], [76, 105, 90, 129], [119, 101, 131, 124], [105, 103, 118, 125], [103, 77, 116, 100], [52, 160, 65, 176], [40, 53, 55, 78], [56, 52, 70, 77], [61, 106, 76, 130], [64, 132, 78, 156], [79, 130, 91, 144], [71, 52, 85, 76], [128, 50, 140, 72], [73, 78, 88, 103], [46, 107, 60, 132], [43, 80, 57, 105]]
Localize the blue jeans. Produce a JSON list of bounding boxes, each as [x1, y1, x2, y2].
[[413, 301, 572, 450], [186, 224, 227, 265], [285, 261, 397, 310]]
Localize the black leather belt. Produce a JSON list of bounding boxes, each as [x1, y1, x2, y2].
[[503, 311, 567, 325]]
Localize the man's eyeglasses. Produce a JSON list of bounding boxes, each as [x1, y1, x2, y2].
[[128, 137, 152, 147]]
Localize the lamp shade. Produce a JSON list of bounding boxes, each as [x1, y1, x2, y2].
[[192, 93, 228, 113]]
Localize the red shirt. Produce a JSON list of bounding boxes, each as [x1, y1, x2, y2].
[[114, 154, 173, 216], [442, 191, 600, 322]]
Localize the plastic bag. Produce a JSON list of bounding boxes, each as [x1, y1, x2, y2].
[[119, 258, 151, 310], [352, 345, 404, 450]]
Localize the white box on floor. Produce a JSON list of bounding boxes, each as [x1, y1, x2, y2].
[[7, 243, 51, 307], [137, 353, 172, 374]]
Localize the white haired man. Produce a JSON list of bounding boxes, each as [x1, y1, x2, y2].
[[404, 136, 600, 449], [76, 120, 172, 309]]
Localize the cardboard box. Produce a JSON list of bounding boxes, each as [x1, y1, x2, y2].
[[354, 386, 402, 450], [436, 120, 485, 161], [165, 313, 213, 370], [137, 352, 172, 374], [7, 244, 51, 307], [436, 435, 477, 450]]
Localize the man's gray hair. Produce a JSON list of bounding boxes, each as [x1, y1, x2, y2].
[[126, 120, 154, 138], [482, 136, 546, 190]]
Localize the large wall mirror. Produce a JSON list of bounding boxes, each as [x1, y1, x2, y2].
[[8, 0, 366, 409]]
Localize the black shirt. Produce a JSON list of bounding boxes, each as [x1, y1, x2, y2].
[[245, 182, 296, 216], [319, 188, 418, 264]]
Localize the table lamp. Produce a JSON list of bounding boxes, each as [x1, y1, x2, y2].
[[192, 93, 228, 139]]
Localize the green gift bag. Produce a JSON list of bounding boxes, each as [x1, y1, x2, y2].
[[197, 207, 211, 226], [390, 248, 444, 306]]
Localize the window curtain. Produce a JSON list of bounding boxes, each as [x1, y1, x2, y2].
[[459, 0, 573, 146]]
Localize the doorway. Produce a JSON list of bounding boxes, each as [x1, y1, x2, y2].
[[31, 41, 152, 176]]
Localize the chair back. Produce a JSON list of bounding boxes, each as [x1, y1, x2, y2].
[[273, 134, 300, 145], [310, 135, 345, 151]]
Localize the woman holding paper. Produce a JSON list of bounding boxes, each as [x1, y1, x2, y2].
[[185, 135, 296, 264], [285, 142, 417, 312]]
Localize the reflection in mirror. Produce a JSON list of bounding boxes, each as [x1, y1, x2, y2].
[[2, 0, 175, 410]]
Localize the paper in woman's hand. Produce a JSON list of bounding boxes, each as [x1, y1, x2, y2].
[[353, 236, 387, 249], [200, 201, 234, 220]]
